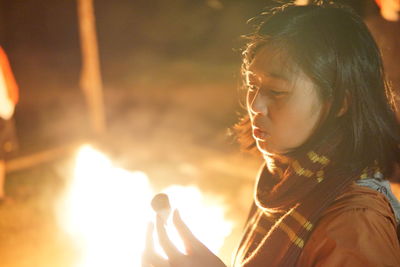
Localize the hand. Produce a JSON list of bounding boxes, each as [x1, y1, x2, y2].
[[142, 210, 227, 267]]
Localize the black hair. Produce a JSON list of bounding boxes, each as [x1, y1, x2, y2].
[[236, 2, 400, 180]]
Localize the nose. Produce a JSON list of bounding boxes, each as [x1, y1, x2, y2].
[[248, 90, 268, 116]]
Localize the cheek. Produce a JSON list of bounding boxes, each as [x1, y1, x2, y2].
[[272, 100, 322, 147]]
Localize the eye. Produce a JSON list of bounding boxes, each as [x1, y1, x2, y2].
[[267, 89, 288, 97], [269, 90, 286, 96]]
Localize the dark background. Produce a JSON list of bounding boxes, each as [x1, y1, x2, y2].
[[0, 0, 268, 154]]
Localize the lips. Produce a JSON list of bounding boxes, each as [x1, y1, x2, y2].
[[252, 127, 269, 140]]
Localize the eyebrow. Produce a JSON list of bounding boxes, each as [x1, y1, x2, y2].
[[267, 71, 290, 81], [246, 69, 290, 83]]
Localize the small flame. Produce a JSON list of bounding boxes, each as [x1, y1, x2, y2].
[[59, 145, 234, 267]]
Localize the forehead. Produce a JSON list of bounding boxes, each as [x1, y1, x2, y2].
[[247, 46, 298, 83]]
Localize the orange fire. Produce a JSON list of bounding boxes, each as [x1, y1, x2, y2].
[[58, 145, 234, 267]]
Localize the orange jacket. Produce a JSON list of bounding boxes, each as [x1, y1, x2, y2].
[[0, 46, 19, 105], [297, 183, 400, 266]]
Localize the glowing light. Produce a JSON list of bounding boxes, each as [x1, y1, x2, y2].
[[59, 145, 234, 267], [162, 186, 233, 254]]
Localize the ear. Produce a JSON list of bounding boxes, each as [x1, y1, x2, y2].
[[336, 92, 351, 117]]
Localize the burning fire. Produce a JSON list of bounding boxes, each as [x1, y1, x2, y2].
[[59, 145, 234, 267]]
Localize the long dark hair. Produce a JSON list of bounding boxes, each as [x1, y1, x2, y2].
[[236, 2, 400, 180]]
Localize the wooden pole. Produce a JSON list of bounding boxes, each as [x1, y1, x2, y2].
[[5, 141, 85, 173], [77, 0, 106, 135]]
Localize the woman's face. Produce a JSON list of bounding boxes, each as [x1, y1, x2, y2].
[[246, 47, 325, 155]]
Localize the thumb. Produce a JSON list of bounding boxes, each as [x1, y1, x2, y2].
[[144, 222, 155, 252]]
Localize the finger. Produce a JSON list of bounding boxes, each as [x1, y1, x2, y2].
[[145, 222, 155, 252], [156, 214, 181, 260], [172, 209, 206, 253], [142, 222, 170, 267]]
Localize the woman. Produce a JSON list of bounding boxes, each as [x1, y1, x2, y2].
[[143, 3, 400, 266]]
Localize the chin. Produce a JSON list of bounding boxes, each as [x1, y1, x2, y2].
[[256, 140, 287, 156]]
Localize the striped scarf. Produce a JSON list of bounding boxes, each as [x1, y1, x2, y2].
[[232, 132, 377, 266]]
